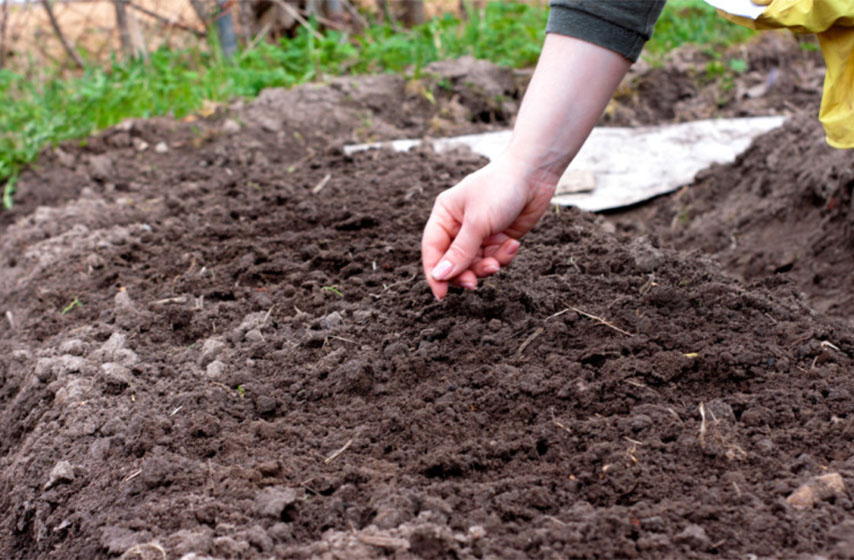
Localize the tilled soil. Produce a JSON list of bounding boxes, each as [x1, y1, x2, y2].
[[2, 43, 854, 560], [612, 114, 854, 328]]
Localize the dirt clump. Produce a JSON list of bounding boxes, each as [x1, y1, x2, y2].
[[613, 113, 854, 327]]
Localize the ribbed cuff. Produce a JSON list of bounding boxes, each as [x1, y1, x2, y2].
[[546, 4, 651, 62]]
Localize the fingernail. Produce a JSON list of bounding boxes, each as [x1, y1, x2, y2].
[[507, 240, 521, 255], [431, 260, 452, 281], [463, 281, 477, 290], [484, 264, 499, 275]]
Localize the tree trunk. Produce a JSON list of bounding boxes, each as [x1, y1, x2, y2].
[[0, 0, 8, 68], [40, 0, 85, 68], [401, 0, 424, 27], [188, 0, 210, 27], [113, 0, 133, 58], [239, 0, 255, 44]]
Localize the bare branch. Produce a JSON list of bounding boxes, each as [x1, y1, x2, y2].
[[269, 0, 322, 40], [127, 1, 206, 37], [40, 0, 85, 68]]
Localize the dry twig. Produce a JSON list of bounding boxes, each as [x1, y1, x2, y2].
[[40, 0, 84, 68], [324, 438, 353, 464], [311, 173, 332, 194], [269, 0, 323, 40], [357, 535, 409, 550], [516, 327, 544, 358], [551, 408, 572, 434], [569, 306, 633, 337], [127, 1, 205, 36]]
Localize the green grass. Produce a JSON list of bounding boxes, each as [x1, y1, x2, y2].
[[0, 0, 755, 208], [647, 0, 756, 57]]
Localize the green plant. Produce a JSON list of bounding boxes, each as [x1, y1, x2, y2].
[[647, 0, 756, 61], [322, 285, 344, 297], [61, 297, 82, 314]]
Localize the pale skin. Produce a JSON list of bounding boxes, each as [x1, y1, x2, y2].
[[421, 33, 632, 300]]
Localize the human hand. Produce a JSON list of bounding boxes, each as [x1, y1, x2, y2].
[[421, 158, 558, 300]]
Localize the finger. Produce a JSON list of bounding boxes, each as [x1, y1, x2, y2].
[[491, 238, 521, 266], [421, 210, 455, 301], [430, 220, 484, 283], [449, 269, 479, 290], [471, 256, 501, 277], [482, 233, 511, 246]]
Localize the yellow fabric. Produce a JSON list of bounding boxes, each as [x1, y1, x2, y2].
[[720, 0, 854, 148]]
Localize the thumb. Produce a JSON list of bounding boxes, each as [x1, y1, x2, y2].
[[430, 220, 484, 282]]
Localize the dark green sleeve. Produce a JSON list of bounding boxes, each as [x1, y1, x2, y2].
[[546, 1, 666, 62]]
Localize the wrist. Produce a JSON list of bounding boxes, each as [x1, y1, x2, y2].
[[493, 148, 564, 191]]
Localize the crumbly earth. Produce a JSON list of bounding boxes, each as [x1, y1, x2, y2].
[[1, 40, 853, 560], [612, 114, 854, 328]]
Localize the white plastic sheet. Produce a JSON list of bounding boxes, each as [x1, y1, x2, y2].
[[344, 116, 786, 212]]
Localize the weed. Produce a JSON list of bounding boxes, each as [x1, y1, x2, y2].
[[322, 285, 344, 297], [237, 384, 245, 398], [61, 297, 83, 314]]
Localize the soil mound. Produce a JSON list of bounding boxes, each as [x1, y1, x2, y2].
[[615, 114, 854, 326], [1, 123, 854, 558], [1, 39, 852, 560]]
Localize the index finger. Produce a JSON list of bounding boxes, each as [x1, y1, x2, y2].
[[421, 211, 454, 301]]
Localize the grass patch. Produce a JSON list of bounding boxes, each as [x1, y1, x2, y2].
[[647, 0, 756, 57]]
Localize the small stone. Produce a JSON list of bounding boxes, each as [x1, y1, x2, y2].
[[787, 473, 847, 509], [256, 395, 277, 415], [133, 138, 149, 152], [383, 342, 408, 358], [353, 310, 372, 324], [55, 148, 75, 167], [246, 524, 273, 552], [212, 536, 249, 557], [468, 525, 486, 540], [206, 360, 226, 379], [60, 339, 87, 356], [222, 119, 241, 134], [705, 398, 736, 424], [88, 154, 114, 180], [245, 329, 264, 343], [320, 311, 344, 330], [675, 524, 710, 550], [169, 528, 213, 556], [114, 290, 135, 312], [641, 516, 667, 533], [58, 355, 87, 376], [101, 363, 131, 395], [95, 333, 127, 361], [154, 141, 169, 153], [199, 338, 226, 366], [45, 460, 75, 489], [254, 487, 299, 519], [267, 522, 292, 543]]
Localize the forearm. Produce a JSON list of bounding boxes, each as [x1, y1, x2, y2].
[[503, 33, 631, 187]]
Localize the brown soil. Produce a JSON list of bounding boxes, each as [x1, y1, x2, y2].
[[2, 45, 854, 560], [611, 114, 854, 329]]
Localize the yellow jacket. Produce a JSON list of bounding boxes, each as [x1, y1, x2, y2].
[[721, 0, 854, 148]]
